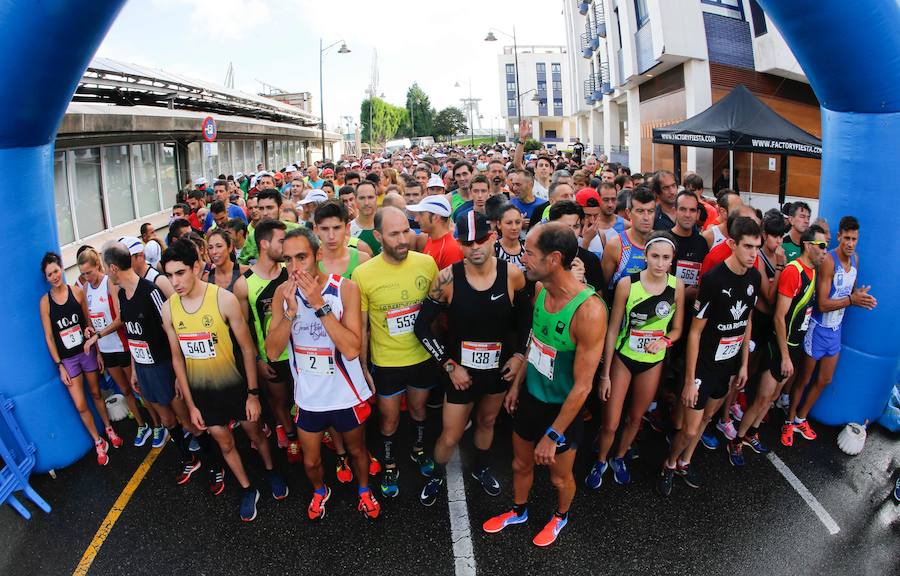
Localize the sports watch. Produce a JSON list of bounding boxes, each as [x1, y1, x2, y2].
[[545, 427, 566, 447], [314, 304, 332, 318]]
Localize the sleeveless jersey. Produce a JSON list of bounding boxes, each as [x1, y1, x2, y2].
[[446, 260, 513, 371], [813, 250, 857, 329], [118, 279, 169, 366], [142, 265, 160, 284], [609, 231, 646, 289], [209, 265, 241, 293], [318, 247, 361, 279], [170, 284, 243, 392], [287, 274, 372, 411], [49, 286, 88, 360], [244, 267, 290, 361], [526, 287, 595, 404], [616, 273, 677, 364], [85, 276, 127, 353], [782, 260, 816, 347], [711, 225, 726, 248], [495, 240, 526, 271]]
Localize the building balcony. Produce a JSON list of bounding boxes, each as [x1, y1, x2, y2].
[[593, 1, 607, 38], [580, 32, 594, 58], [583, 77, 597, 106], [578, 0, 591, 16]]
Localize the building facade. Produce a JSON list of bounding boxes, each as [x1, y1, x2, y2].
[[498, 46, 577, 148], [563, 0, 821, 208]]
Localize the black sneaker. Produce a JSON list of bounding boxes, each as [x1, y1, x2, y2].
[[657, 466, 675, 497], [675, 463, 703, 489], [419, 476, 444, 507], [471, 467, 501, 497]]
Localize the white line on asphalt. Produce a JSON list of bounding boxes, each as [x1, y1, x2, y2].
[[767, 452, 840, 535], [446, 450, 477, 576]]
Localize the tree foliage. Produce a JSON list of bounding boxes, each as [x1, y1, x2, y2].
[[433, 106, 468, 140], [402, 83, 435, 138], [361, 97, 407, 144]]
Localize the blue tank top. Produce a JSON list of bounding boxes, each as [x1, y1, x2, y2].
[[609, 231, 646, 289], [812, 249, 857, 328]]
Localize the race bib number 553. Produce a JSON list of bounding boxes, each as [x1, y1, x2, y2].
[[385, 304, 421, 336]]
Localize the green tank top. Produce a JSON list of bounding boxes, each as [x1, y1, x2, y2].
[[318, 247, 361, 279], [450, 191, 465, 214], [243, 267, 290, 361], [615, 272, 676, 364], [526, 286, 595, 404], [358, 228, 381, 256]]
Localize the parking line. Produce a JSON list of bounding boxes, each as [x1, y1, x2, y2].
[[446, 450, 477, 576], [767, 452, 840, 535], [72, 445, 164, 576]]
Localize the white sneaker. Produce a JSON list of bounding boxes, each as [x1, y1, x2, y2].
[[775, 393, 790, 414], [716, 419, 737, 440]]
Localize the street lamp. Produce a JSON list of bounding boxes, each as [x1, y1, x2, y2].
[[320, 38, 350, 163], [485, 26, 521, 122]]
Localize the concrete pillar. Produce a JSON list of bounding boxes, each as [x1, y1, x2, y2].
[[589, 108, 603, 155], [562, 118, 571, 147], [532, 118, 541, 142], [627, 87, 642, 171], [603, 97, 621, 158], [683, 59, 713, 187]]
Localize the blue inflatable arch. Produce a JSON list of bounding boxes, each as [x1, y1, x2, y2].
[[0, 0, 896, 471]]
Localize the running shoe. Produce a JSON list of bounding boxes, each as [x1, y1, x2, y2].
[[625, 444, 640, 461], [533, 514, 568, 547], [727, 440, 745, 467], [275, 425, 288, 449], [794, 420, 817, 441], [700, 431, 719, 450], [584, 460, 608, 490], [642, 409, 666, 433], [151, 426, 169, 449], [358, 489, 381, 519], [368, 454, 382, 476], [775, 393, 790, 415], [176, 456, 201, 485], [266, 471, 289, 500], [106, 426, 124, 449], [780, 423, 795, 447], [229, 419, 240, 430], [411, 449, 435, 477], [287, 440, 302, 465], [675, 462, 702, 489], [209, 468, 225, 496], [134, 424, 151, 447], [336, 454, 353, 484], [742, 433, 770, 454], [656, 466, 674, 497], [483, 509, 528, 533], [730, 402, 744, 422], [240, 488, 260, 522], [894, 476, 900, 504], [610, 457, 631, 485], [188, 435, 200, 452], [420, 476, 444, 507], [716, 418, 737, 440], [380, 467, 399, 498], [307, 485, 332, 520], [471, 467, 501, 497], [95, 438, 109, 466], [322, 430, 336, 452]]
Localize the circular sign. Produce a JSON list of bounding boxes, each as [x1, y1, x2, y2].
[[202, 116, 217, 142]]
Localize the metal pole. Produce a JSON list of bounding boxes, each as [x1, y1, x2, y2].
[[779, 154, 788, 206], [728, 149, 734, 190], [749, 151, 754, 204], [319, 37, 326, 163], [513, 27, 522, 123], [469, 78, 474, 146]]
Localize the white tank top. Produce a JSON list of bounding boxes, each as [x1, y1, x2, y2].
[[711, 225, 726, 248], [286, 274, 372, 411], [85, 275, 127, 353], [814, 251, 857, 329]]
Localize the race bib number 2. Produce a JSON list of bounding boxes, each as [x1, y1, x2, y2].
[[527, 335, 557, 381], [386, 304, 421, 336], [294, 345, 334, 376], [460, 341, 501, 370], [178, 332, 216, 360]]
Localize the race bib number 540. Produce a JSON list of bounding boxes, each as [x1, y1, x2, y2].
[[178, 332, 216, 360]]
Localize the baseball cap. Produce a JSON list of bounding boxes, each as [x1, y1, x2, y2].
[[299, 190, 329, 205], [426, 174, 446, 189], [285, 165, 298, 173], [193, 177, 207, 187], [321, 168, 334, 177], [407, 195, 451, 217], [234, 171, 244, 180], [118, 236, 144, 256], [274, 171, 284, 179], [575, 187, 602, 208], [362, 159, 373, 168], [455, 211, 492, 243]]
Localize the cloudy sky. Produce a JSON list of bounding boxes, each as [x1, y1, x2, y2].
[[97, 0, 567, 132]]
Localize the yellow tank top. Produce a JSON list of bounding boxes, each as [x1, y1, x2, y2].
[[170, 283, 243, 391]]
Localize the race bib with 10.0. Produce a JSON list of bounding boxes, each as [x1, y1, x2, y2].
[[385, 303, 421, 336], [178, 332, 216, 360], [460, 341, 501, 370], [527, 335, 557, 381], [293, 345, 334, 376]]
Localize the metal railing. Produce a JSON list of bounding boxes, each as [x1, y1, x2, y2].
[[594, 0, 607, 38], [583, 77, 596, 106], [580, 31, 593, 58]]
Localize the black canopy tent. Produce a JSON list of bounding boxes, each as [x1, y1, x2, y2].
[[652, 84, 822, 204]]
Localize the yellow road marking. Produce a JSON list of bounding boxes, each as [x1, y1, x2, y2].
[[72, 445, 165, 576]]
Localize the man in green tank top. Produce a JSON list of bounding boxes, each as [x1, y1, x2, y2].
[[483, 222, 607, 547], [314, 200, 370, 279]]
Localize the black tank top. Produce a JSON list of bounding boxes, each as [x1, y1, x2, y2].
[[209, 265, 241, 292], [446, 260, 513, 371], [49, 286, 87, 360], [119, 278, 171, 365]]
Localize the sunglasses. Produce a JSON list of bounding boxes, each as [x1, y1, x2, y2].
[[805, 241, 828, 250], [459, 235, 492, 247]]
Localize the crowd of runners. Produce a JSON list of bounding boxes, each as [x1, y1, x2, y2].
[[39, 119, 895, 545]]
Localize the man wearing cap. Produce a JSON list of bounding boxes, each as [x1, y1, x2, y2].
[[426, 174, 447, 197], [119, 235, 174, 299], [410, 195, 464, 270], [415, 211, 529, 507], [298, 190, 329, 226], [321, 168, 335, 185]]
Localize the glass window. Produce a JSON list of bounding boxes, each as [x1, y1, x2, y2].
[[232, 141, 244, 175], [255, 140, 264, 169], [536, 63, 546, 75], [73, 148, 105, 238], [634, 0, 649, 27], [553, 80, 562, 91], [54, 151, 75, 245], [505, 64, 515, 74], [507, 98, 517, 109], [506, 82, 516, 92], [187, 141, 201, 182], [132, 144, 160, 217], [204, 142, 219, 184], [266, 140, 274, 169], [219, 140, 232, 177], [242, 141, 254, 172], [749, 0, 767, 35], [103, 145, 135, 226], [537, 80, 547, 92], [159, 143, 178, 208], [551, 63, 561, 74]]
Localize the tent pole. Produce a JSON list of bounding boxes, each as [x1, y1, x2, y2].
[[729, 149, 734, 190], [779, 154, 788, 206], [672, 145, 681, 183], [749, 152, 753, 203]]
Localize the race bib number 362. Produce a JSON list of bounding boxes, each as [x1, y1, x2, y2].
[[178, 332, 216, 360], [385, 304, 421, 336]]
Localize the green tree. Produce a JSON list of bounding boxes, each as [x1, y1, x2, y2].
[[433, 106, 468, 140], [402, 83, 434, 138], [361, 97, 407, 144]]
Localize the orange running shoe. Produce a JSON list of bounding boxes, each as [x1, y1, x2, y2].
[[106, 426, 124, 449], [368, 454, 382, 476], [532, 514, 568, 547], [483, 509, 528, 533], [358, 489, 381, 519], [336, 454, 353, 483], [780, 422, 795, 447], [794, 420, 817, 440], [308, 485, 332, 520], [95, 438, 109, 466]]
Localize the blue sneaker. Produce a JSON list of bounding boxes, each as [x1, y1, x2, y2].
[[419, 476, 444, 507], [151, 427, 169, 449], [610, 457, 631, 485], [727, 441, 745, 467], [742, 434, 770, 454], [240, 488, 260, 522], [411, 449, 434, 477], [266, 471, 289, 500], [700, 431, 719, 450], [380, 467, 400, 498], [471, 467, 501, 497], [134, 424, 151, 447], [625, 444, 640, 461], [584, 460, 608, 490]]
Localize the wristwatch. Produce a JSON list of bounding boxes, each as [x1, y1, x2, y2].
[[545, 427, 566, 447], [314, 303, 332, 318], [444, 361, 455, 374], [247, 388, 260, 396]]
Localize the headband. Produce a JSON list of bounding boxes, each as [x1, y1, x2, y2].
[[645, 237, 676, 252]]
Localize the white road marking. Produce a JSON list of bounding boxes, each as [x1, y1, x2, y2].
[[767, 452, 840, 535], [446, 450, 477, 576]]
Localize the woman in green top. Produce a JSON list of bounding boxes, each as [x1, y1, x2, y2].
[[587, 231, 684, 488]]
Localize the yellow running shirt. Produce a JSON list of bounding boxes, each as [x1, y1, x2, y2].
[[352, 251, 437, 367]]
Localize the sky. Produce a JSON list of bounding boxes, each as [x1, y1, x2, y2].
[[97, 0, 567, 133]]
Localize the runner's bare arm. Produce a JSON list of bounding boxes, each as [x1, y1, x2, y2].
[[265, 282, 293, 362], [39, 295, 61, 363], [155, 274, 175, 300], [600, 235, 622, 291], [319, 279, 362, 360], [218, 288, 259, 392], [233, 276, 250, 321], [416, 267, 453, 365], [667, 279, 686, 344], [815, 255, 847, 313], [73, 285, 95, 338]]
